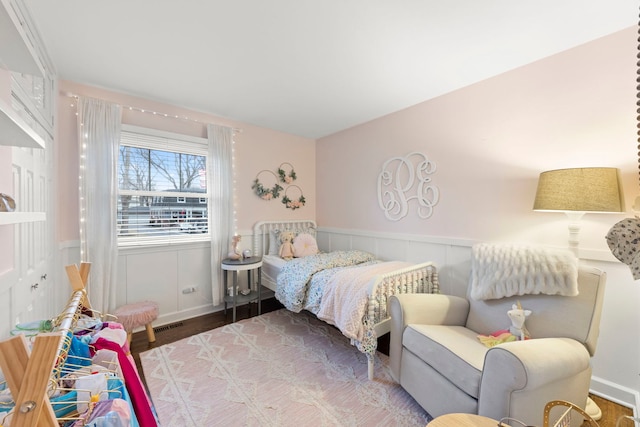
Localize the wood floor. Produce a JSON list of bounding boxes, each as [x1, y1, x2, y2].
[[129, 298, 634, 427]]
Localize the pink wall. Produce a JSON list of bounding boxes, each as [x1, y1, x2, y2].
[[53, 26, 639, 253], [56, 81, 316, 242], [317, 27, 637, 252]]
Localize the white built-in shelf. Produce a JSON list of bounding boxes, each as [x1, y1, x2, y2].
[[0, 212, 46, 225], [0, 97, 45, 149], [0, 1, 45, 77]]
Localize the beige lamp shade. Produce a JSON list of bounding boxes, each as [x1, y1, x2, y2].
[[533, 167, 624, 213]]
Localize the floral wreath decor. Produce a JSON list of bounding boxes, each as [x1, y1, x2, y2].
[[278, 162, 297, 184], [252, 170, 283, 201], [282, 185, 306, 210]]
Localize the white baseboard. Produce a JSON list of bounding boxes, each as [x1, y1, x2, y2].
[[591, 376, 640, 415]]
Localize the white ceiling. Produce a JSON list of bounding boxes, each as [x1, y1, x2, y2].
[[24, 0, 638, 139]]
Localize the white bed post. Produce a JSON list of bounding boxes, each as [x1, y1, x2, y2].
[[368, 355, 375, 380]]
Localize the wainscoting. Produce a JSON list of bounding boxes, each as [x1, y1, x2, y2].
[[116, 240, 216, 326], [317, 227, 639, 414], [317, 227, 475, 298], [60, 227, 640, 412]]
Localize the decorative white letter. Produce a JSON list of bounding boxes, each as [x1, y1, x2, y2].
[[377, 152, 439, 221]]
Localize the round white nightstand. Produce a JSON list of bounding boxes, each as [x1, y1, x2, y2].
[[221, 256, 263, 322]]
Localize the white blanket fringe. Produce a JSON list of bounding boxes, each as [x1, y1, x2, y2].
[[470, 243, 579, 300]]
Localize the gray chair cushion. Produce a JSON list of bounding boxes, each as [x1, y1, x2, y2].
[[403, 324, 489, 398]]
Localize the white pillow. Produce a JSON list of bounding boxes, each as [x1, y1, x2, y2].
[[293, 233, 318, 257]]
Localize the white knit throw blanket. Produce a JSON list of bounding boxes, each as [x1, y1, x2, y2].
[[470, 243, 579, 300]]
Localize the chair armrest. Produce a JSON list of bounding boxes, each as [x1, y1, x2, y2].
[[389, 294, 470, 327], [479, 337, 591, 422], [388, 294, 469, 381]]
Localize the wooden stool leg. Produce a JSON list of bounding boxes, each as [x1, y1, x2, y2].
[[127, 331, 132, 345], [145, 323, 156, 343]]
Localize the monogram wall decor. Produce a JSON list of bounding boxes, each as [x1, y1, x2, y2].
[[377, 152, 439, 221]]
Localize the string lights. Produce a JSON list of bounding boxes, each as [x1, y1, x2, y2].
[[232, 137, 238, 237], [66, 92, 242, 133], [71, 94, 240, 255]]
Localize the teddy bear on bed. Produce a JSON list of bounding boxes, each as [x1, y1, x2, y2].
[[279, 230, 296, 260]]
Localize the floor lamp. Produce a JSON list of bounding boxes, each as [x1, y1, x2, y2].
[[533, 167, 625, 256], [533, 167, 624, 419]]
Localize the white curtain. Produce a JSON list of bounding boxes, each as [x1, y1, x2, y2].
[[207, 124, 234, 306], [77, 97, 122, 315]]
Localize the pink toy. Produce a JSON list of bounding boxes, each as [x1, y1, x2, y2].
[[227, 234, 242, 260]]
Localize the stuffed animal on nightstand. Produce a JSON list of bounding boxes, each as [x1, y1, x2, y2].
[[227, 234, 242, 260], [279, 231, 296, 260]]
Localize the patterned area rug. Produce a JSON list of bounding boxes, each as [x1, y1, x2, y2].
[[140, 309, 430, 426]]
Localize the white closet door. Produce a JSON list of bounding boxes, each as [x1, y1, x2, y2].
[[10, 136, 54, 330]]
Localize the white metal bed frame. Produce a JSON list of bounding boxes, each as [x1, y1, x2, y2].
[[253, 219, 440, 379]]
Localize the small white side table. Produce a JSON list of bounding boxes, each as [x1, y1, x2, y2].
[[429, 413, 502, 427], [222, 256, 263, 322]]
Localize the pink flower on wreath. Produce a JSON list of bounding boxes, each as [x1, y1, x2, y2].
[[284, 176, 293, 184], [288, 200, 302, 209], [262, 193, 273, 200]]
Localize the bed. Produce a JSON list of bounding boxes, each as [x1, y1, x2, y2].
[[252, 219, 440, 379]]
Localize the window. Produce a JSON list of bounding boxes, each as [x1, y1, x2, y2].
[[117, 125, 209, 245]]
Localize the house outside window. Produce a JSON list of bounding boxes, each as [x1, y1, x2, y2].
[[117, 125, 209, 246]]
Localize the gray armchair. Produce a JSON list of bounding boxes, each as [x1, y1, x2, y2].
[[389, 265, 606, 426]]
